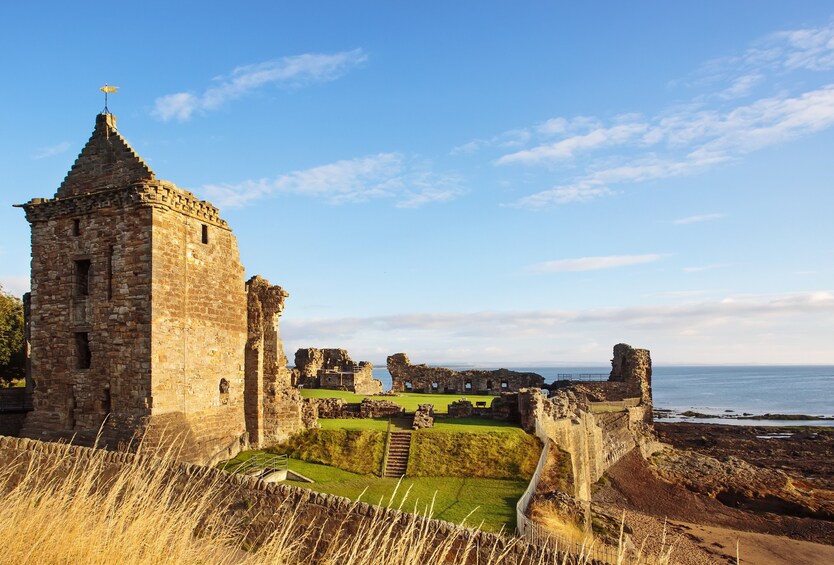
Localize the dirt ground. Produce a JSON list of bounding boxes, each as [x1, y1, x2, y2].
[[590, 423, 834, 565]]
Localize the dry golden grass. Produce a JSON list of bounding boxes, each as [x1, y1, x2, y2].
[[0, 439, 679, 564]]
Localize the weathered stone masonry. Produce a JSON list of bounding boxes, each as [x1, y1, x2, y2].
[[16, 113, 312, 464], [387, 352, 545, 394], [294, 348, 381, 395]]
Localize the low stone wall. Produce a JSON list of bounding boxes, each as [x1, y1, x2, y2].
[[305, 398, 404, 420], [0, 435, 602, 565], [448, 399, 474, 418]]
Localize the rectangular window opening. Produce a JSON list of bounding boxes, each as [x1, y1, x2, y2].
[[201, 224, 209, 244], [72, 219, 81, 236], [75, 332, 91, 370], [75, 259, 91, 297]]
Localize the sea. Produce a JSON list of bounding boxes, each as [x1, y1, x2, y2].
[[370, 365, 834, 426]]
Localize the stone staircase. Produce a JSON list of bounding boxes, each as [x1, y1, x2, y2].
[[383, 431, 412, 478]]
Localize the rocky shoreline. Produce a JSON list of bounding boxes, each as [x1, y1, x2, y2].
[[654, 408, 834, 421], [590, 422, 834, 564]]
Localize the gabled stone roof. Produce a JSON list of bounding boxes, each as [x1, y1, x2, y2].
[[56, 113, 155, 198]]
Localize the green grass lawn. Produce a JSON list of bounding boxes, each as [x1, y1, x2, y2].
[[283, 458, 524, 532], [299, 388, 496, 413]]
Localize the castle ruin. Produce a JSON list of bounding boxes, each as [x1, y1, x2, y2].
[[15, 113, 312, 464], [294, 348, 382, 395], [387, 352, 545, 394]]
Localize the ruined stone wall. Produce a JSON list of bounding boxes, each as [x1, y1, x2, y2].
[[387, 353, 544, 394], [246, 277, 312, 447], [303, 397, 403, 419], [19, 192, 155, 445], [532, 404, 652, 502], [609, 343, 653, 421], [295, 348, 381, 394]]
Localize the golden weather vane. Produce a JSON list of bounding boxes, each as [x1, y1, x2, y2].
[[99, 84, 119, 114]]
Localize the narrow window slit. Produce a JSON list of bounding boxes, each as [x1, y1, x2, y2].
[[75, 332, 91, 369]]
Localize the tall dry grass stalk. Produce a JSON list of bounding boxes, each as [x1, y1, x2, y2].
[[0, 440, 673, 565]]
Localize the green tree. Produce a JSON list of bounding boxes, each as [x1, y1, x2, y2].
[[0, 285, 25, 385]]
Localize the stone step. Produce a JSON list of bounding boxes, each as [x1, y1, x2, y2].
[[384, 431, 412, 478]]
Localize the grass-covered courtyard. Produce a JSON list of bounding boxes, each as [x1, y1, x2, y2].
[[286, 457, 526, 532], [221, 415, 540, 532], [299, 388, 496, 413]]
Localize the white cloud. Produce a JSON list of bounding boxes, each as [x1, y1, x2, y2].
[[152, 49, 367, 122], [718, 73, 764, 99], [484, 21, 834, 208], [528, 254, 663, 273], [282, 290, 834, 365], [511, 182, 613, 208], [32, 141, 70, 160], [497, 123, 648, 165], [510, 85, 834, 208], [771, 23, 834, 71], [450, 129, 530, 155], [673, 213, 724, 225], [200, 153, 463, 208]]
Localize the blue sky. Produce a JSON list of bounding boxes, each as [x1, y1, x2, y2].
[[2, 1, 833, 365]]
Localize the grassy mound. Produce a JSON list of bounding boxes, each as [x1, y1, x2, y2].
[[272, 428, 385, 475], [408, 430, 540, 480]]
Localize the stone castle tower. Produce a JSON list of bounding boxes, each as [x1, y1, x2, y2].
[[16, 113, 309, 463]]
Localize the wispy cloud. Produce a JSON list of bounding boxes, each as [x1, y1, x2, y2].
[[673, 213, 724, 225], [470, 21, 834, 209], [528, 254, 663, 273], [450, 129, 530, 155], [32, 141, 70, 159], [153, 49, 367, 121], [497, 122, 648, 165], [200, 153, 463, 208]]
